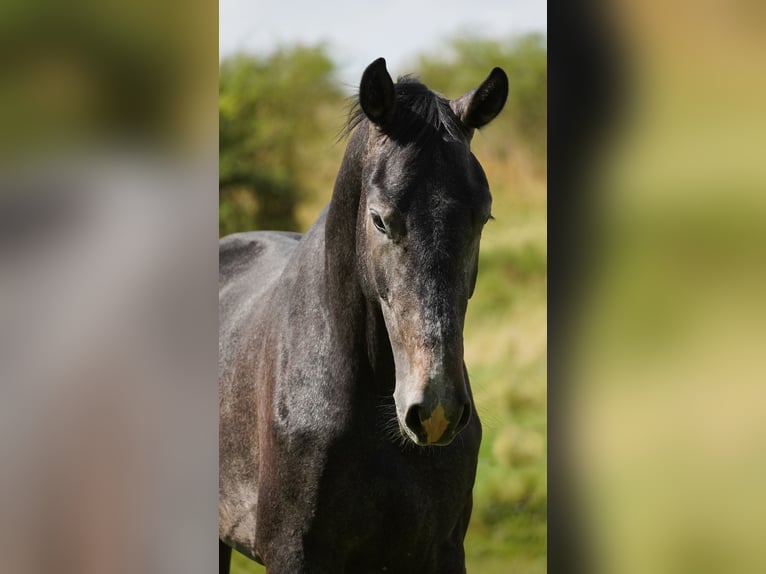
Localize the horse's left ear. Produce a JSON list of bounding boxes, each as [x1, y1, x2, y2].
[[359, 57, 396, 127], [451, 67, 509, 134]]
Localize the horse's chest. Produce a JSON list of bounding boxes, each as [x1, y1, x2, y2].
[[362, 469, 464, 539], [308, 441, 477, 568]]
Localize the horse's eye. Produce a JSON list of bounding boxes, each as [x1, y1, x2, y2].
[[370, 210, 387, 234]]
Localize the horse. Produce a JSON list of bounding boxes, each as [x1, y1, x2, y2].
[[219, 57, 508, 574]]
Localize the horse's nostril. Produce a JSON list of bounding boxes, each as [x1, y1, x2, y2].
[[404, 404, 424, 437]]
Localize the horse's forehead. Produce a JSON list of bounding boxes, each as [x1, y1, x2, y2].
[[369, 140, 475, 198]]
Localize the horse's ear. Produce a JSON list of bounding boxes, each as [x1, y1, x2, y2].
[[359, 57, 396, 127], [451, 67, 508, 135]]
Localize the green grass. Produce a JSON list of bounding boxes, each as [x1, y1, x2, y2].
[[461, 161, 547, 573], [231, 551, 265, 574]]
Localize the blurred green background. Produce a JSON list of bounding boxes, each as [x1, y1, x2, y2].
[[219, 34, 547, 574]]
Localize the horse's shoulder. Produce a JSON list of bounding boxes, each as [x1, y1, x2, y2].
[[219, 231, 303, 342]]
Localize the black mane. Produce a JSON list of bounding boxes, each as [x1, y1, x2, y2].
[[342, 76, 466, 145]]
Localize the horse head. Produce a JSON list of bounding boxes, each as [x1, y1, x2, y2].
[[353, 58, 508, 446]]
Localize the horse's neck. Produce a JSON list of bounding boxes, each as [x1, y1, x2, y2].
[[317, 127, 395, 392]]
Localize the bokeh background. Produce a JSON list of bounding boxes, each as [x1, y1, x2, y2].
[[562, 1, 766, 572], [0, 1, 219, 573], [219, 3, 548, 572]]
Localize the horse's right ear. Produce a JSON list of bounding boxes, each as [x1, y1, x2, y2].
[[359, 57, 396, 127]]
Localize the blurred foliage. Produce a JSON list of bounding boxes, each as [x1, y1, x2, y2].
[[220, 34, 547, 574], [0, 0, 214, 155], [415, 34, 547, 170], [219, 45, 344, 235]]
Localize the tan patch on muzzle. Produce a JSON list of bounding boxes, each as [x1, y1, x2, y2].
[[421, 403, 449, 444]]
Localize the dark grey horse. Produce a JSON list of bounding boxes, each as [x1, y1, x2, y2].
[[219, 58, 508, 574]]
